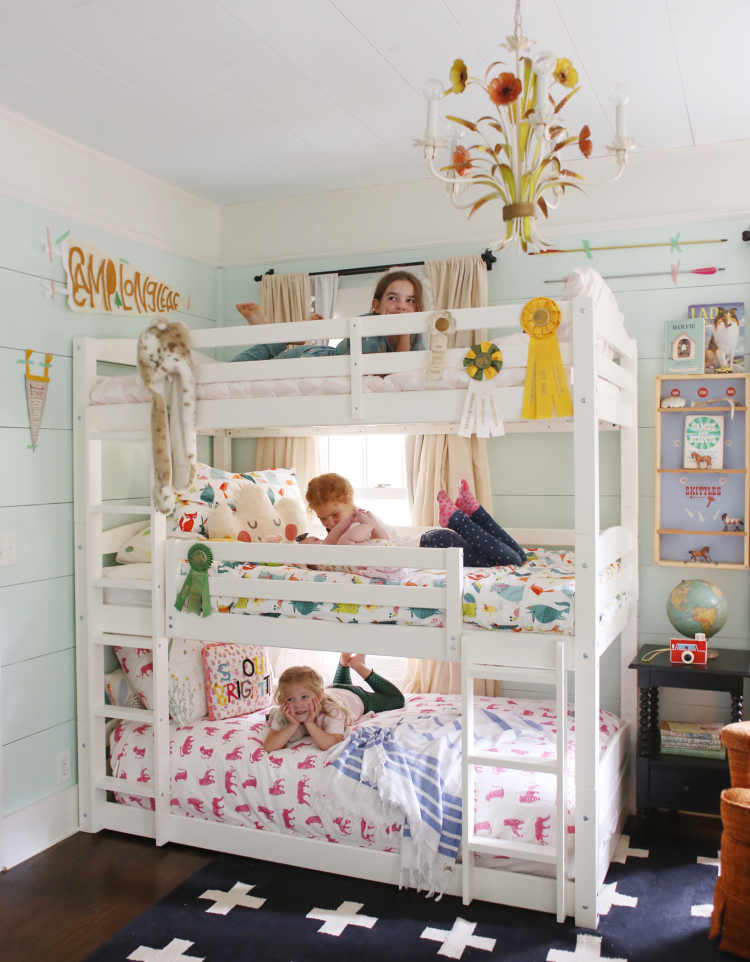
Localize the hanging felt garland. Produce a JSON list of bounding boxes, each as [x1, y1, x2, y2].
[[175, 543, 214, 617], [520, 297, 573, 419], [458, 341, 505, 438]]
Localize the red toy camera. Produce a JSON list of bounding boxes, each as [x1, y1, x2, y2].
[[670, 635, 708, 666]]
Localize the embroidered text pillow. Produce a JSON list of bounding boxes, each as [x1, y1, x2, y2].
[[201, 643, 273, 720]]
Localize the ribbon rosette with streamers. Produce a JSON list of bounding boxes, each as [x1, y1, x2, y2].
[[175, 543, 214, 617], [458, 341, 505, 438], [520, 297, 573, 419]]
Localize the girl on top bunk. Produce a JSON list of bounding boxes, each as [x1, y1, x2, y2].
[[263, 653, 405, 752], [419, 479, 528, 568], [231, 270, 424, 362]]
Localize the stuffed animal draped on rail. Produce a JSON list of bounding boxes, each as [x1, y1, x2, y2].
[[136, 318, 197, 513]]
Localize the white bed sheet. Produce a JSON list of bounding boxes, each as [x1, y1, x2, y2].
[[110, 693, 623, 876]]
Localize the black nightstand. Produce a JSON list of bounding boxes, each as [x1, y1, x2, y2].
[[628, 645, 750, 816]]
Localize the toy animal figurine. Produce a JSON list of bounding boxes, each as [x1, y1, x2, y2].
[[660, 395, 686, 409], [137, 318, 197, 514], [721, 513, 744, 532], [688, 545, 713, 563], [690, 451, 713, 469]]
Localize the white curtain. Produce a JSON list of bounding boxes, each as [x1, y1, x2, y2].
[[404, 254, 498, 696], [311, 273, 338, 319], [260, 272, 310, 325], [255, 272, 319, 505]]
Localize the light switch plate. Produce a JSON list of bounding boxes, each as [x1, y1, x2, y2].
[[0, 532, 16, 566]]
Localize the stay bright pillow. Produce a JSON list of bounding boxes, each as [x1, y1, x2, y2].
[[202, 643, 273, 720]]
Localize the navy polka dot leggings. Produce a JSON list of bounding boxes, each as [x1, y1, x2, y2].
[[419, 505, 527, 567]]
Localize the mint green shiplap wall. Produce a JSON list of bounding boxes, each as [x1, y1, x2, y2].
[[221, 215, 750, 714], [0, 194, 218, 817]]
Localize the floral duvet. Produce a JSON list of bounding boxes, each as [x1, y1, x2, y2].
[[189, 548, 627, 634]]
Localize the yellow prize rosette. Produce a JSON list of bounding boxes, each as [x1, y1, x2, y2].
[[520, 297, 573, 419]]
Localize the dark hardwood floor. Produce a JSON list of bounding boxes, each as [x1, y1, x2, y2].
[[0, 831, 212, 962], [0, 813, 722, 962]]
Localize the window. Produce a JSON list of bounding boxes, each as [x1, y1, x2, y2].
[[317, 434, 411, 526]]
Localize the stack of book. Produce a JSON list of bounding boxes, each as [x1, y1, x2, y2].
[[659, 720, 726, 759]]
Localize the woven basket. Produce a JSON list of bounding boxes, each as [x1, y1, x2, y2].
[[710, 788, 750, 958], [721, 722, 750, 789]]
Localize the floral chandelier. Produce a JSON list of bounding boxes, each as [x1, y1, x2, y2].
[[416, 0, 635, 253]]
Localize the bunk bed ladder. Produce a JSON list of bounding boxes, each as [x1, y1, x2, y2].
[[461, 636, 568, 922]]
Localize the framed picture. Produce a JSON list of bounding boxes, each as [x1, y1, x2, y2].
[[664, 318, 704, 374], [683, 414, 724, 470]]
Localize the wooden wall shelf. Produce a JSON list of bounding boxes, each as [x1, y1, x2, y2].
[[655, 373, 749, 569]]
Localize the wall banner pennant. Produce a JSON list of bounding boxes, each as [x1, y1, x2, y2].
[[63, 240, 184, 315], [21, 350, 53, 450]]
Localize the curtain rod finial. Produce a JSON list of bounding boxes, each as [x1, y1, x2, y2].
[[253, 268, 275, 282], [481, 248, 497, 271]]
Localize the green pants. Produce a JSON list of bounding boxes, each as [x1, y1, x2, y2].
[[331, 664, 404, 713]]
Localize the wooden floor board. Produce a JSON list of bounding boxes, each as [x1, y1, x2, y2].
[[0, 831, 211, 962]]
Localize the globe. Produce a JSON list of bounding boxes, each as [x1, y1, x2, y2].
[[666, 579, 728, 638]]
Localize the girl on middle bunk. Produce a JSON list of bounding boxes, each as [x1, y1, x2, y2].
[[263, 653, 404, 752], [231, 270, 425, 362], [419, 479, 528, 567]]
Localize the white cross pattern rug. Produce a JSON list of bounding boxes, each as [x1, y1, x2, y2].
[[84, 823, 725, 961]]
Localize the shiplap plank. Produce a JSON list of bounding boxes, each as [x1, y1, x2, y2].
[[0, 428, 72, 505], [0, 575, 74, 667], [2, 647, 75, 743], [0, 502, 73, 587], [2, 720, 77, 816]]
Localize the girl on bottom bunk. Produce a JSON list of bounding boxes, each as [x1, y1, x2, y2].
[[231, 270, 425, 362], [263, 653, 404, 752], [419, 479, 528, 567]]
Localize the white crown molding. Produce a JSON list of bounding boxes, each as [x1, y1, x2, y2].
[[0, 105, 221, 266], [0, 784, 78, 871]]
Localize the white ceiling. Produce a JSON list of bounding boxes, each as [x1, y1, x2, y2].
[[0, 0, 747, 206]]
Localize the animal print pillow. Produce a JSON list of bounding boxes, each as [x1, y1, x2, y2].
[[113, 639, 209, 727], [113, 643, 154, 709]]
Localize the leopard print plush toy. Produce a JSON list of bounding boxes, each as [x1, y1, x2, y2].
[[136, 318, 197, 513]]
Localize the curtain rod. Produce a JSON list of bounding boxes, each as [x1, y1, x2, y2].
[[252, 249, 497, 283]]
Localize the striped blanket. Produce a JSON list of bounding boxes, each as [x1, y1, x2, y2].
[[322, 709, 464, 895]]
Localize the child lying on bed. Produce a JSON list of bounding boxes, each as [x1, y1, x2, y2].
[[263, 653, 404, 752], [419, 479, 527, 567], [232, 271, 424, 362]]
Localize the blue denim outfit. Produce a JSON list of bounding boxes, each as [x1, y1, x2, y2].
[[231, 329, 423, 363], [420, 505, 527, 567]]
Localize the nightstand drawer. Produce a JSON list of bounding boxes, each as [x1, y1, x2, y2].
[[649, 765, 729, 814]]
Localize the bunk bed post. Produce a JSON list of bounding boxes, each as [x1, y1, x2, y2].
[[150, 505, 170, 846], [572, 296, 601, 929], [213, 430, 232, 472], [73, 337, 104, 833], [619, 345, 639, 813], [349, 318, 363, 422]]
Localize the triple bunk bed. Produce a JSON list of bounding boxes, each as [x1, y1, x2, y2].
[[73, 288, 638, 929]]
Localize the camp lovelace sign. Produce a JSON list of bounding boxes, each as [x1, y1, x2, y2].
[[64, 240, 183, 315]]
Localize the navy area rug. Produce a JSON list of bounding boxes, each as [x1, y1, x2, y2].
[[83, 823, 730, 962]]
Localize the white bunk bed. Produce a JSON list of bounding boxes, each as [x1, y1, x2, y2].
[[73, 294, 639, 929]]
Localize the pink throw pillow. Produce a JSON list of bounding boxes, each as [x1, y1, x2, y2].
[[201, 643, 273, 720]]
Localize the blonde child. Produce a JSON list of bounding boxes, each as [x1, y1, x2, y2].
[[301, 472, 393, 545], [263, 653, 404, 752]]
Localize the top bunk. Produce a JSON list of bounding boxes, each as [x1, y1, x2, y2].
[[75, 285, 637, 437]]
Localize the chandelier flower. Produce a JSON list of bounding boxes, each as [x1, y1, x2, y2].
[[488, 72, 522, 106], [452, 144, 473, 176], [554, 58, 578, 88], [448, 59, 468, 94]]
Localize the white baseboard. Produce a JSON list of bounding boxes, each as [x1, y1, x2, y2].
[[0, 785, 79, 871]]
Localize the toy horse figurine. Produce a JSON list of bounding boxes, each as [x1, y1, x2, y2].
[[137, 318, 197, 513]]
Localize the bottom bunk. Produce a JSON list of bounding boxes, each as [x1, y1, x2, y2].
[[104, 693, 630, 918]]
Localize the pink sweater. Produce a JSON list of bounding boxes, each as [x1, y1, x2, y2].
[[323, 507, 394, 545]]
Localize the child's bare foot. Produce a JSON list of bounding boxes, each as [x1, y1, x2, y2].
[[236, 302, 268, 325], [340, 652, 352, 667], [349, 653, 371, 678]]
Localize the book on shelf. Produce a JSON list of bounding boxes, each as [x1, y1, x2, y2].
[[661, 745, 727, 760], [683, 413, 724, 470], [664, 318, 705, 373], [659, 720, 725, 738], [687, 301, 745, 373]]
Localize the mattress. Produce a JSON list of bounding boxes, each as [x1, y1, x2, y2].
[[110, 693, 623, 872], [104, 549, 628, 634]]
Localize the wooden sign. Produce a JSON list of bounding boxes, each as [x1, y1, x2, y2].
[[64, 240, 183, 315]]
